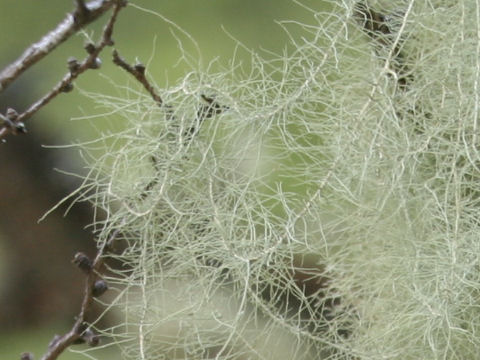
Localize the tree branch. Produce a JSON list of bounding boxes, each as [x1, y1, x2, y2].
[[0, 0, 115, 93], [39, 229, 119, 360], [112, 49, 164, 106], [0, 0, 127, 140]]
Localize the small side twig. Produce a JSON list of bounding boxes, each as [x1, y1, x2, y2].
[[112, 50, 164, 106], [0, 0, 127, 140]]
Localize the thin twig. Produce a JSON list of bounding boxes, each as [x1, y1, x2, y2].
[[0, 0, 127, 140], [39, 228, 119, 360], [7, 2, 127, 359], [112, 50, 164, 106], [0, 0, 115, 93]]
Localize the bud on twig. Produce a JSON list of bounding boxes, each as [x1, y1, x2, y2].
[[84, 42, 96, 54], [73, 322, 88, 344], [60, 82, 74, 93], [134, 63, 146, 75], [84, 328, 100, 347], [89, 57, 102, 69], [72, 252, 93, 274], [67, 57, 80, 73], [6, 108, 18, 121], [3, 109, 26, 135], [13, 122, 27, 134], [20, 353, 34, 360], [92, 279, 108, 297]]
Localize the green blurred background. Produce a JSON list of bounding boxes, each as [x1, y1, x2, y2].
[[0, 1, 325, 358]]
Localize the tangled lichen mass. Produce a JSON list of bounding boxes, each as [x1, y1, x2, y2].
[[71, 1, 480, 359]]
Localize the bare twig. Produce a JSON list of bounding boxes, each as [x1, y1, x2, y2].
[[5, 2, 128, 358], [0, 0, 127, 140], [112, 50, 164, 106], [0, 0, 115, 93], [39, 229, 119, 360]]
